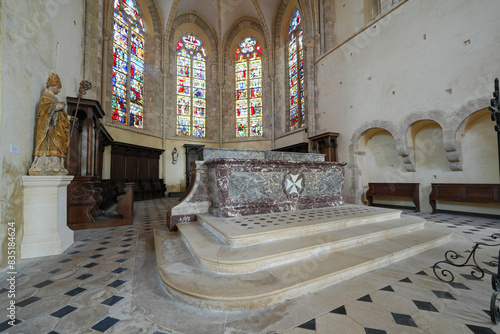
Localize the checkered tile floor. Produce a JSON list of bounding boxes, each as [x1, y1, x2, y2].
[[0, 200, 498, 333], [285, 210, 500, 334]]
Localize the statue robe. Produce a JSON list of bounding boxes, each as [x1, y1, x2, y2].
[[34, 91, 70, 158]]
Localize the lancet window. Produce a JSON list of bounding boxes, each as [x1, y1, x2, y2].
[[176, 34, 207, 137], [235, 37, 263, 137], [112, 0, 145, 128], [288, 9, 305, 131]]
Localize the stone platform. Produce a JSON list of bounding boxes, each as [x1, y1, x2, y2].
[[155, 205, 452, 311]]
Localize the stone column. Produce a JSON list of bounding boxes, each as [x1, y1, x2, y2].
[[21, 175, 74, 259]]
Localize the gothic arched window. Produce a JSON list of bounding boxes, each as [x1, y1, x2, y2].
[[235, 37, 262, 137], [112, 0, 145, 129], [288, 9, 305, 131], [176, 34, 207, 137]]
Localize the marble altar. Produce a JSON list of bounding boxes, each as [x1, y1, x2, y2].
[[167, 148, 346, 231]]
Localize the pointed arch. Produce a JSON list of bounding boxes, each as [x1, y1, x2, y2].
[[175, 33, 207, 137], [235, 37, 263, 137], [274, 0, 315, 135], [167, 12, 218, 140], [287, 8, 305, 130], [223, 17, 269, 140]]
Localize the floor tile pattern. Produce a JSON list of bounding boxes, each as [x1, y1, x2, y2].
[[0, 200, 498, 333], [285, 210, 500, 334]]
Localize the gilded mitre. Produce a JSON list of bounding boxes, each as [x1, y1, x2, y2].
[[46, 73, 62, 88]]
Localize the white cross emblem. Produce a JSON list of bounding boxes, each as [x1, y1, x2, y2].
[[285, 173, 303, 195]]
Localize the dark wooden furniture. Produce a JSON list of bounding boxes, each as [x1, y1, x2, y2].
[[66, 97, 105, 176], [429, 183, 500, 214], [115, 182, 135, 220], [65, 98, 134, 229], [184, 144, 204, 190], [66, 98, 106, 229], [366, 183, 420, 211], [110, 142, 166, 200], [310, 132, 339, 162]]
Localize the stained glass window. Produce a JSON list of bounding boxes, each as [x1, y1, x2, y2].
[[176, 34, 206, 137], [112, 0, 145, 129], [288, 9, 305, 131], [235, 37, 262, 137]]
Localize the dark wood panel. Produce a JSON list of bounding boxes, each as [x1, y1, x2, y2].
[[366, 183, 420, 212], [150, 158, 159, 178], [310, 132, 339, 162], [111, 153, 125, 180], [110, 142, 165, 200], [429, 183, 500, 213], [138, 154, 149, 179]]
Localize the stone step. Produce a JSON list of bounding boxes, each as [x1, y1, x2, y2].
[[198, 204, 402, 247], [179, 215, 426, 274], [154, 223, 452, 311]]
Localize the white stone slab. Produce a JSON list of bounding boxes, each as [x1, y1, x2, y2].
[[155, 218, 452, 311], [179, 215, 426, 274], [198, 205, 402, 246], [21, 175, 74, 259]]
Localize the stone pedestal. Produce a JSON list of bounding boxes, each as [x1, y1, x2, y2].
[[21, 175, 74, 259]]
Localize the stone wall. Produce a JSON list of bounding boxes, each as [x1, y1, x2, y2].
[[83, 0, 104, 101], [314, 0, 500, 208], [0, 0, 85, 269]]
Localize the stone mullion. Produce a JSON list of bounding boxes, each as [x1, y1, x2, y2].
[[304, 36, 316, 138], [83, 0, 104, 101]]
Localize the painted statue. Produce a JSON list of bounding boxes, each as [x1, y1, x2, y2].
[[28, 73, 70, 175]]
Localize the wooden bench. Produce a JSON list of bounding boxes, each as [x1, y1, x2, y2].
[[429, 183, 500, 214], [366, 183, 420, 212]]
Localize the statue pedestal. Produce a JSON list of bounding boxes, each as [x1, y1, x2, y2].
[[21, 175, 74, 259]]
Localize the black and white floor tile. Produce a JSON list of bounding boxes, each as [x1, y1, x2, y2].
[[0, 200, 498, 333], [285, 210, 500, 334]]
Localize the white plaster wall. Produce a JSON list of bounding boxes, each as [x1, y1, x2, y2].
[[163, 139, 220, 193], [333, 0, 366, 44], [316, 0, 500, 208], [222, 140, 272, 151], [0, 0, 84, 268], [359, 116, 500, 214], [358, 131, 408, 204], [318, 0, 500, 137]]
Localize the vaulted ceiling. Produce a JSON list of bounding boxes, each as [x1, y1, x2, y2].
[[155, 0, 283, 39]]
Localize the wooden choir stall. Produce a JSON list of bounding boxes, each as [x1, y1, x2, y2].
[[109, 142, 166, 201], [65, 97, 135, 229]]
